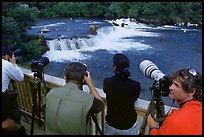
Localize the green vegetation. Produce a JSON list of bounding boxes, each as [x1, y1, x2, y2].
[[2, 2, 43, 60], [2, 2, 202, 66], [30, 2, 202, 25]]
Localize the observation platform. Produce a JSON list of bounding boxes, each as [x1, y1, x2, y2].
[[10, 67, 177, 135]]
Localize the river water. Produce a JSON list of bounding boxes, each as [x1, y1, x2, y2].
[[27, 18, 202, 107]]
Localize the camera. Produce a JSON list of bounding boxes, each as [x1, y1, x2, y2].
[[12, 49, 23, 57], [80, 62, 88, 77], [138, 60, 172, 96], [30, 57, 49, 73], [9, 49, 23, 64]]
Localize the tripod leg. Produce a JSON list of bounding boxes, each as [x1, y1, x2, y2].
[[37, 81, 42, 127], [139, 101, 152, 135], [139, 114, 148, 135], [21, 110, 29, 123]]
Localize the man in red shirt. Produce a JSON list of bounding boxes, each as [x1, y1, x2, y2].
[[148, 68, 202, 135]]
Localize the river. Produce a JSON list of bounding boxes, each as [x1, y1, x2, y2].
[[27, 18, 202, 107]]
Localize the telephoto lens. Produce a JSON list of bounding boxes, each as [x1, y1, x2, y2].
[[138, 60, 165, 81], [139, 60, 171, 96]]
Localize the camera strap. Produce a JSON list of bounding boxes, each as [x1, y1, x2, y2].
[[164, 99, 175, 119], [155, 99, 175, 124]]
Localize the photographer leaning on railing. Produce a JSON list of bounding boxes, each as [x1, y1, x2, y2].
[[2, 45, 26, 135]]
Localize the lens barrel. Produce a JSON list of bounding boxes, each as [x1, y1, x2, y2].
[[30, 57, 49, 73], [38, 57, 49, 66], [139, 60, 165, 81]]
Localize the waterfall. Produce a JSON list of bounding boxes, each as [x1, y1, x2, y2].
[[47, 37, 95, 51], [43, 18, 159, 62], [46, 26, 115, 52]]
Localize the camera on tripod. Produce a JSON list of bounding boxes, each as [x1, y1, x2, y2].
[[30, 57, 49, 73], [139, 60, 172, 97], [138, 60, 173, 134], [29, 56, 49, 135]]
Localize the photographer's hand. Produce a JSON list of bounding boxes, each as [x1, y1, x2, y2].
[[10, 54, 17, 65], [85, 71, 103, 102], [147, 114, 159, 129]]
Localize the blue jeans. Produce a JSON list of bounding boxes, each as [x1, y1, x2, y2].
[[104, 121, 139, 135]]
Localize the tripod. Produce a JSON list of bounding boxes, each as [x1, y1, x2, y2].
[[30, 71, 48, 135], [139, 83, 166, 135]]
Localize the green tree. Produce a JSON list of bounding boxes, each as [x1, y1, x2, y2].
[[105, 2, 125, 18], [2, 16, 21, 49], [37, 2, 58, 17], [128, 2, 144, 19], [2, 2, 41, 58]]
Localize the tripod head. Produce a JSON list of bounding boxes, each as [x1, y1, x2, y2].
[[30, 57, 49, 79], [149, 81, 165, 125], [150, 76, 172, 98], [33, 72, 43, 80]]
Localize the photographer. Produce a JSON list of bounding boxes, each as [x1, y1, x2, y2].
[[103, 53, 141, 135], [2, 46, 26, 134], [45, 62, 104, 135], [147, 68, 202, 135]]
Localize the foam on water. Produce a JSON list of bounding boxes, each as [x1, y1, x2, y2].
[[44, 18, 160, 62], [31, 22, 66, 28]]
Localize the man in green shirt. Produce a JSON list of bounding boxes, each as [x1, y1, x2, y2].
[[45, 62, 104, 135]]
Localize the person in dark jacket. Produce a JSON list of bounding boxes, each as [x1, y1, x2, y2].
[[103, 53, 141, 135]]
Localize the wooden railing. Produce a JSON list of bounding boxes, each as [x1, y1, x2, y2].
[[11, 67, 175, 135]]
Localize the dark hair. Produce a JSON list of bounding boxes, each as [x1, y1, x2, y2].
[[64, 62, 87, 84], [2, 45, 10, 56], [170, 68, 202, 102], [113, 53, 130, 79]]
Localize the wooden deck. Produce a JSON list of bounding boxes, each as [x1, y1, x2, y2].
[[21, 113, 45, 135], [12, 67, 176, 135]]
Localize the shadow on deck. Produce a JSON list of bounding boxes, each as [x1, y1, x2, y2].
[[21, 114, 44, 135], [20, 111, 148, 135]]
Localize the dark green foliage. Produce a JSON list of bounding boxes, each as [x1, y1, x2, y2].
[[22, 39, 42, 58], [2, 16, 21, 49], [2, 2, 45, 62], [32, 2, 202, 25], [3, 2, 39, 34]]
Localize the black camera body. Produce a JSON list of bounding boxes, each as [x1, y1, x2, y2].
[[13, 49, 23, 57], [30, 57, 49, 73], [150, 76, 172, 97], [8, 49, 23, 57], [8, 49, 23, 64]]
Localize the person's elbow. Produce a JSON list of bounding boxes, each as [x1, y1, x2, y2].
[[17, 74, 24, 81]]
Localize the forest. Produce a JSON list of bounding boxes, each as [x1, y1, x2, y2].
[[2, 2, 202, 64]]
